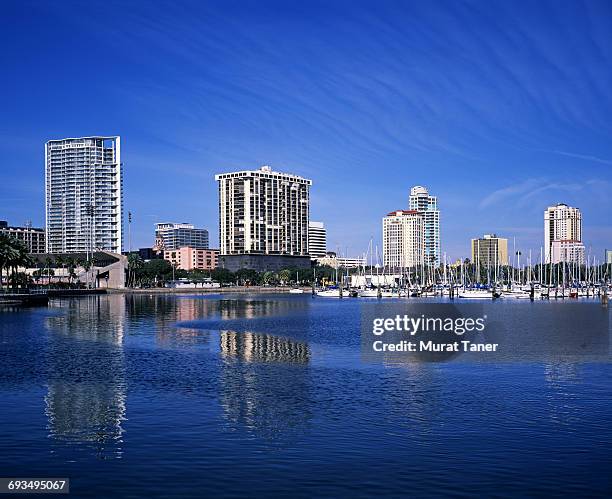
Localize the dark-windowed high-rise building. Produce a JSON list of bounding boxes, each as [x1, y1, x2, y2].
[[215, 165, 311, 271]]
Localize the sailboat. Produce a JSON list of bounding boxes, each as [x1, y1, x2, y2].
[[316, 287, 344, 297], [458, 289, 494, 299]]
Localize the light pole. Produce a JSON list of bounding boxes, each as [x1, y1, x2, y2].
[[128, 211, 132, 254], [85, 204, 95, 289]]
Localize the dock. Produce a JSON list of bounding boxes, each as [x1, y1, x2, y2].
[[0, 291, 49, 306]]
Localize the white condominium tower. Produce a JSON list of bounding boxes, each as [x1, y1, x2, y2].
[[45, 136, 123, 254], [544, 203, 583, 263], [382, 210, 424, 269], [308, 221, 327, 259], [408, 186, 440, 265], [215, 166, 311, 256]]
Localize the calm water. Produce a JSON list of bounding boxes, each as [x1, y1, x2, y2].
[[1, 294, 611, 497]]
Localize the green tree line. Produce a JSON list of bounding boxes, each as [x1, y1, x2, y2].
[[126, 254, 339, 287]]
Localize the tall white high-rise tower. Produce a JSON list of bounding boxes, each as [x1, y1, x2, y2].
[[45, 136, 123, 254], [408, 186, 440, 265]]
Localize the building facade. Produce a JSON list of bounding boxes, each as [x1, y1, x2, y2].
[[215, 166, 312, 271], [154, 222, 209, 250], [607, 249, 612, 265], [308, 221, 327, 259], [544, 203, 582, 264], [408, 186, 440, 266], [164, 247, 219, 271], [45, 136, 123, 254], [550, 240, 585, 266], [317, 253, 366, 269], [0, 220, 46, 253], [471, 234, 509, 268], [382, 210, 424, 269]]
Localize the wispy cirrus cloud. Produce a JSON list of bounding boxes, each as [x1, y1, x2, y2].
[[479, 178, 611, 210], [551, 150, 612, 166]]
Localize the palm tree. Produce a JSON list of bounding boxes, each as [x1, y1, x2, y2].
[[0, 234, 33, 291], [262, 271, 275, 286], [127, 253, 144, 288], [44, 256, 54, 287], [279, 269, 291, 285], [67, 257, 78, 286], [0, 234, 15, 290], [55, 255, 65, 284]]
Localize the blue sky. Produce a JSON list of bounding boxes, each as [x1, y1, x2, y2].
[[1, 0, 611, 261]]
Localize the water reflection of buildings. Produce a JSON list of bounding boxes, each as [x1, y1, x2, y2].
[[145, 296, 218, 346], [45, 295, 127, 458], [45, 383, 126, 452], [380, 362, 445, 431], [543, 363, 582, 426], [155, 296, 310, 346], [217, 298, 308, 320], [220, 330, 310, 363], [127, 295, 306, 326], [47, 294, 126, 345], [218, 330, 312, 443]]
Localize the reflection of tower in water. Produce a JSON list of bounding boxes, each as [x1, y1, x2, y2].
[[543, 363, 582, 426], [152, 296, 218, 346], [218, 331, 312, 443], [379, 362, 445, 432], [45, 295, 127, 458], [220, 330, 310, 363], [217, 298, 307, 320]]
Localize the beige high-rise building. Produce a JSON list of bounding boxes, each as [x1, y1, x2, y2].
[[550, 240, 585, 265], [382, 210, 424, 269], [544, 203, 583, 264], [471, 234, 508, 268]]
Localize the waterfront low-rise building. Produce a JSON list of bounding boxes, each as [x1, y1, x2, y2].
[[0, 220, 46, 254], [317, 252, 366, 269], [164, 247, 219, 271]]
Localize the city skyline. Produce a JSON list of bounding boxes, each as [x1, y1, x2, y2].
[[2, 1, 612, 259]]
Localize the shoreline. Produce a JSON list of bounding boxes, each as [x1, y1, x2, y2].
[[109, 286, 312, 294]]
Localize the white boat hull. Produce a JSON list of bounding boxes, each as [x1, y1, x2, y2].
[[458, 290, 494, 299], [316, 289, 346, 298]]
